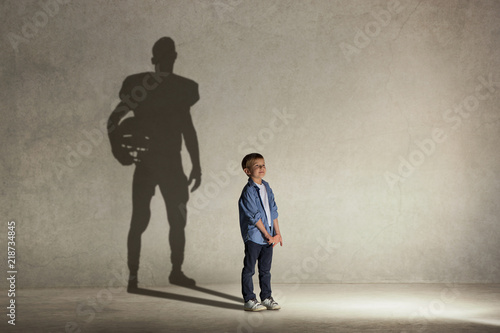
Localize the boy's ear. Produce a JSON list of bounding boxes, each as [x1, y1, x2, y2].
[[243, 168, 250, 175]]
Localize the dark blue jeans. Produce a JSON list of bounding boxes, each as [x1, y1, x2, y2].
[[242, 241, 273, 302]]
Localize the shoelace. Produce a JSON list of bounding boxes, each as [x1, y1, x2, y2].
[[266, 297, 277, 305]]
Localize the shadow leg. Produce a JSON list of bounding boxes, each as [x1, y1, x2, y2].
[[159, 169, 194, 286], [128, 166, 156, 281]]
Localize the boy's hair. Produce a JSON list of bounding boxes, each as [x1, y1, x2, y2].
[[241, 153, 264, 171]]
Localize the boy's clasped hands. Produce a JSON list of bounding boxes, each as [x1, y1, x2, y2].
[[266, 234, 283, 248]]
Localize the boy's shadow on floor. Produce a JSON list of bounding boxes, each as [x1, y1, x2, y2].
[[128, 285, 242, 310]]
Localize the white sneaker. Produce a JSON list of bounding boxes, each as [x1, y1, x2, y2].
[[244, 298, 267, 311], [261, 297, 281, 310]]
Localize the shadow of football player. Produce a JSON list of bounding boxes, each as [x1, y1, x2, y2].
[[107, 37, 201, 291]]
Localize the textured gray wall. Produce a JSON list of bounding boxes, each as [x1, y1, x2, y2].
[[2, 0, 500, 288]]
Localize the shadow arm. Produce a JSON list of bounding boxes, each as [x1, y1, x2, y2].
[[182, 109, 201, 191]]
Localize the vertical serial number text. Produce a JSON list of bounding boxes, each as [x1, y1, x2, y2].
[[7, 220, 16, 326]]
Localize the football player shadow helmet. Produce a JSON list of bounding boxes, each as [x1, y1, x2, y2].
[[111, 117, 150, 166]]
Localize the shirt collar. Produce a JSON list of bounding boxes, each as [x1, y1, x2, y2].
[[248, 177, 267, 188]]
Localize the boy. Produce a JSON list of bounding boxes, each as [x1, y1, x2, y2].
[[238, 153, 283, 311]]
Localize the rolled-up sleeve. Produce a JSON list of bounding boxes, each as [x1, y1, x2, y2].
[[239, 188, 261, 225]]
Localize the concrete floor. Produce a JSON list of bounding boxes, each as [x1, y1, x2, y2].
[[7, 284, 500, 332]]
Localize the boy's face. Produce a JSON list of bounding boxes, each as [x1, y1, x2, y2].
[[244, 158, 266, 183]]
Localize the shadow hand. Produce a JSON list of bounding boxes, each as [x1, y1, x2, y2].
[[111, 145, 134, 166], [188, 168, 202, 192]]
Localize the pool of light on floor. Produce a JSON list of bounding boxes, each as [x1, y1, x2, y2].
[[282, 292, 500, 326]]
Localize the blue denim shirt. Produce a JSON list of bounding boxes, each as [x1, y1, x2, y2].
[[239, 178, 279, 245]]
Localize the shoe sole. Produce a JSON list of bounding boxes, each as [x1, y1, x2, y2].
[[244, 307, 267, 312]]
